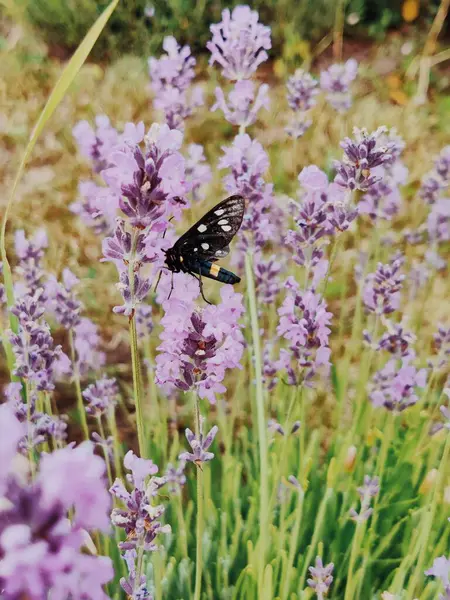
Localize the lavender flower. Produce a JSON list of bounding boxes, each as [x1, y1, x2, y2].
[[349, 475, 380, 522], [83, 376, 119, 418], [320, 59, 358, 112], [120, 549, 153, 600], [73, 115, 120, 172], [254, 253, 283, 303], [0, 412, 113, 599], [73, 317, 106, 376], [433, 325, 450, 369], [70, 181, 119, 235], [184, 144, 212, 202], [9, 291, 64, 391], [155, 279, 245, 403], [369, 359, 427, 412], [165, 460, 186, 494], [148, 36, 196, 93], [46, 268, 82, 330], [149, 37, 202, 130], [425, 555, 450, 600], [363, 257, 405, 315], [13, 228, 48, 298], [427, 198, 450, 244], [207, 5, 271, 80], [212, 80, 269, 127], [307, 556, 334, 599], [102, 123, 189, 228], [419, 146, 450, 205], [285, 69, 319, 138], [376, 323, 416, 359], [110, 450, 170, 555], [287, 69, 319, 112], [334, 127, 397, 192], [179, 418, 218, 464], [136, 303, 154, 338], [277, 279, 332, 385]]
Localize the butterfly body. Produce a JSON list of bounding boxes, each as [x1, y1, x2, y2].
[[164, 195, 245, 301]]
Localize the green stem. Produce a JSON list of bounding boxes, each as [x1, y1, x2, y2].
[[281, 487, 305, 600], [130, 315, 146, 458], [245, 252, 269, 594], [97, 416, 113, 486], [69, 329, 89, 440], [194, 391, 203, 600], [344, 520, 366, 600]]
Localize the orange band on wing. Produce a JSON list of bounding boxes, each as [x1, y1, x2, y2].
[[209, 263, 221, 277]]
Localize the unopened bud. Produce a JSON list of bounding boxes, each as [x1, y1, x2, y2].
[[419, 469, 439, 495], [344, 445, 357, 472]]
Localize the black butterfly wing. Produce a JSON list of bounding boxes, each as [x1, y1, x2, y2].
[[173, 195, 245, 261]]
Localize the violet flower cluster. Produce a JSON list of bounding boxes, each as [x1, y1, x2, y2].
[[425, 555, 450, 600], [110, 451, 170, 598], [334, 127, 398, 193], [307, 556, 334, 599], [148, 36, 203, 130], [363, 255, 405, 316], [349, 475, 380, 523], [155, 275, 244, 403], [285, 69, 319, 138], [209, 6, 271, 128], [13, 229, 48, 299], [9, 290, 64, 391], [277, 277, 332, 386], [368, 359, 427, 412], [320, 58, 358, 112], [5, 381, 67, 453], [179, 417, 219, 465], [83, 376, 119, 418], [101, 123, 190, 316], [359, 129, 408, 221], [184, 144, 212, 202], [0, 405, 113, 599]]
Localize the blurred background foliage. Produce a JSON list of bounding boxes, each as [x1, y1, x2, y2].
[[4, 0, 448, 62]]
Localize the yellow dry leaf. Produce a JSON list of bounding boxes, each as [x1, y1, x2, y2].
[[386, 73, 402, 89], [402, 0, 419, 22]]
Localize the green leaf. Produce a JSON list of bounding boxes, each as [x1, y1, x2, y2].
[[0, 0, 119, 377]]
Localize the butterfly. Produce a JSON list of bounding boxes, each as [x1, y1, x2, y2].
[[163, 195, 245, 303]]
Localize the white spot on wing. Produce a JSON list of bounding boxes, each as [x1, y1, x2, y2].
[[221, 225, 232, 232], [214, 209, 225, 216], [197, 224, 207, 233], [194, 247, 198, 252], [218, 219, 228, 225], [201, 243, 209, 250]]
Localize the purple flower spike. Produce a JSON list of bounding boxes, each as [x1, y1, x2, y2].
[[369, 359, 427, 413], [46, 268, 82, 330], [179, 418, 218, 464], [70, 181, 119, 235], [334, 127, 397, 192], [425, 555, 450, 600], [287, 69, 319, 112], [83, 376, 119, 418], [207, 5, 271, 80], [212, 80, 270, 127], [307, 556, 334, 599], [363, 256, 405, 315], [148, 36, 196, 94], [165, 460, 187, 494], [349, 475, 380, 523], [419, 145, 450, 205], [73, 115, 120, 173], [110, 451, 170, 555], [13, 229, 48, 298], [320, 59, 358, 112]]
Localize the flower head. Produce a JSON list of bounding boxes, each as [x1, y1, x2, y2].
[[83, 376, 119, 418], [363, 256, 405, 315], [179, 418, 218, 464], [369, 359, 427, 412], [212, 80, 270, 127], [320, 59, 358, 112], [207, 5, 271, 80], [349, 475, 380, 522], [307, 556, 334, 599], [287, 69, 319, 112], [148, 36, 196, 93]]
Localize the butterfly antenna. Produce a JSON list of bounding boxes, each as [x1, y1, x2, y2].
[[162, 216, 175, 240], [154, 269, 163, 293], [167, 271, 174, 300]]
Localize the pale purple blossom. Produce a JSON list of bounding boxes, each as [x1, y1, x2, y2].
[[287, 69, 319, 112], [349, 475, 380, 522], [363, 257, 405, 315], [254, 253, 283, 303], [334, 127, 397, 192], [148, 36, 196, 93], [73, 115, 120, 172], [13, 229, 48, 298], [419, 146, 450, 205], [425, 555, 450, 600], [46, 268, 82, 330], [277, 279, 332, 385], [153, 85, 204, 130], [155, 280, 244, 403], [179, 418, 218, 464], [369, 359, 427, 412], [9, 291, 64, 391], [185, 144, 212, 202], [73, 317, 106, 376], [207, 5, 271, 81], [307, 556, 334, 599], [70, 181, 119, 235], [164, 460, 186, 494], [320, 59, 358, 112], [0, 422, 113, 599], [83, 376, 119, 418], [110, 450, 170, 556], [212, 80, 270, 127], [136, 303, 154, 338]]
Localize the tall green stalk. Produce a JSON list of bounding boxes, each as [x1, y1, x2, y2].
[[69, 329, 89, 441], [245, 252, 269, 594], [194, 391, 204, 600]]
